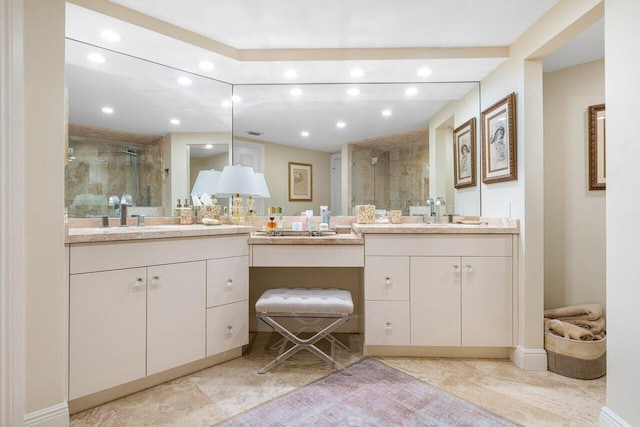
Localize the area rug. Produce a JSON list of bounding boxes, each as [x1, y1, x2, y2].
[[215, 358, 518, 426]]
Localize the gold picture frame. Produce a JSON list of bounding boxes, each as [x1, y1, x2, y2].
[[588, 103, 606, 190], [482, 92, 517, 184], [453, 117, 476, 189], [288, 162, 313, 201]]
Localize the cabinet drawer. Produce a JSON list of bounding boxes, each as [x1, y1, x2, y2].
[[251, 245, 364, 267], [365, 234, 512, 257], [70, 235, 249, 274], [207, 301, 249, 356], [207, 256, 249, 308], [364, 256, 409, 301], [364, 301, 410, 346]]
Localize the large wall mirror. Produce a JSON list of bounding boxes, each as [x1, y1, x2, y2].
[[232, 82, 481, 216], [65, 39, 232, 218]]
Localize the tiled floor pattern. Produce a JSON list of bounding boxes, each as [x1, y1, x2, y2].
[[70, 333, 606, 426]]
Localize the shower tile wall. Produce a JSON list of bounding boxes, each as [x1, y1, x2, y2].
[[65, 139, 163, 218], [351, 128, 429, 213]]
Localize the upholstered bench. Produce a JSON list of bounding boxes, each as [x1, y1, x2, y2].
[[255, 287, 354, 374]]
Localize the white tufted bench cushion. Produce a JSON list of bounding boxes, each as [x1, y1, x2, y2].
[[255, 287, 354, 315]]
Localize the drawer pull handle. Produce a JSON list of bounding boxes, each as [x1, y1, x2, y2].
[[225, 278, 233, 287], [225, 325, 234, 334], [452, 265, 460, 272], [134, 276, 145, 291], [384, 275, 392, 285], [464, 264, 473, 272], [385, 321, 392, 330]]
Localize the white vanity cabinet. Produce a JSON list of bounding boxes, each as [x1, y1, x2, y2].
[[364, 234, 514, 349], [68, 234, 249, 400]]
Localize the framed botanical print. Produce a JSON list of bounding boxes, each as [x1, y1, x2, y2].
[[588, 103, 606, 190], [481, 92, 517, 184], [288, 162, 312, 201], [453, 117, 476, 189]]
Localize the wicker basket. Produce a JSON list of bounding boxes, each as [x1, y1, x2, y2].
[[544, 331, 606, 379]]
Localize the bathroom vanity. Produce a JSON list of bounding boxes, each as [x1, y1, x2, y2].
[[65, 218, 519, 411]]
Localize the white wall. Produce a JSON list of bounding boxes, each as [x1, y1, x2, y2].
[[543, 60, 605, 310], [165, 132, 231, 214], [23, 0, 68, 422], [603, 1, 640, 425]]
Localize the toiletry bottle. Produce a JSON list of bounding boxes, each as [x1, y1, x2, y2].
[[300, 213, 307, 230], [306, 210, 313, 231], [174, 199, 182, 217], [267, 216, 277, 232]]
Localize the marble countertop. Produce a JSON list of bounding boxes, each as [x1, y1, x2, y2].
[[352, 218, 519, 235], [66, 224, 256, 244], [248, 232, 364, 245]]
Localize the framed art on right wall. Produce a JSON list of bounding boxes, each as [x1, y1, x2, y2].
[[482, 92, 517, 184], [588, 103, 606, 190]]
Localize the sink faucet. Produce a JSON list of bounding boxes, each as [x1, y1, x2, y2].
[[426, 198, 434, 216], [435, 197, 445, 224], [120, 194, 132, 226]]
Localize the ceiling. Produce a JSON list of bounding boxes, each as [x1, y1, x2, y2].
[[65, 0, 604, 153]]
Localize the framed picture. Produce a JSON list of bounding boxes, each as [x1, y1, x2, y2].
[[588, 103, 606, 190], [453, 117, 476, 189], [288, 162, 313, 201], [481, 92, 517, 184]]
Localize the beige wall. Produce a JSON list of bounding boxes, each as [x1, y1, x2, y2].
[[428, 86, 481, 216], [23, 0, 67, 417], [604, 0, 640, 425], [262, 140, 332, 215], [189, 153, 228, 191], [543, 60, 605, 310]]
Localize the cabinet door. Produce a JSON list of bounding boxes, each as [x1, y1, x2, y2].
[[207, 256, 249, 308], [69, 268, 147, 399], [207, 301, 249, 356], [410, 257, 461, 346], [364, 256, 409, 301], [461, 256, 512, 347], [147, 261, 206, 375], [364, 301, 410, 346]]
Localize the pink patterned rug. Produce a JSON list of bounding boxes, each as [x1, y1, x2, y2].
[[216, 358, 518, 426]]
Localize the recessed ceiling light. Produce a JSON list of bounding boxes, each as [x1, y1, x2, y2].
[[382, 109, 392, 117], [100, 30, 121, 42], [347, 88, 360, 96], [290, 88, 303, 96], [301, 131, 309, 137], [87, 53, 106, 63], [417, 67, 432, 77], [221, 100, 232, 107], [205, 144, 213, 149], [170, 119, 180, 125], [284, 69, 298, 79], [198, 61, 215, 71], [177, 76, 192, 86], [350, 68, 364, 77], [232, 95, 242, 102], [101, 106, 114, 114], [405, 87, 418, 95], [336, 121, 346, 128]]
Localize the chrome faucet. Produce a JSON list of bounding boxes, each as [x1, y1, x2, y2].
[[435, 197, 445, 224], [426, 198, 434, 216], [120, 194, 132, 226]]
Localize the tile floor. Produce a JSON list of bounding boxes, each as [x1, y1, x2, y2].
[[70, 333, 606, 426]]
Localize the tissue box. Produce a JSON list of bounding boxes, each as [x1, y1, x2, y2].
[[197, 205, 221, 223], [356, 205, 375, 224]]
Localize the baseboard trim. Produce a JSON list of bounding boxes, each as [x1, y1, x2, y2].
[[509, 345, 547, 371], [24, 402, 69, 427], [599, 407, 632, 427]]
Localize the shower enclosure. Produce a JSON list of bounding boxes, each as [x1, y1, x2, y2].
[[65, 136, 163, 218], [350, 128, 429, 215]]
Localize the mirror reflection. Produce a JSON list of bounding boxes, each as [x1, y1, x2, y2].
[[64, 39, 233, 218], [232, 83, 480, 216]]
